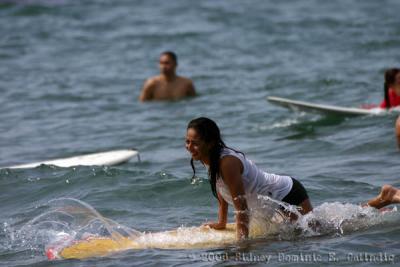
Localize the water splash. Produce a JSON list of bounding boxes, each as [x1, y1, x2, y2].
[[297, 202, 399, 237], [270, 117, 302, 129], [254, 195, 400, 240], [190, 175, 204, 185], [3, 198, 141, 258], [256, 117, 302, 130]]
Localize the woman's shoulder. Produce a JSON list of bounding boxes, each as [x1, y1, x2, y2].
[[220, 147, 246, 168], [220, 147, 245, 157], [219, 154, 244, 177]]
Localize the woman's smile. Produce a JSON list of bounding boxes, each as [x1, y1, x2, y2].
[[185, 128, 209, 162]]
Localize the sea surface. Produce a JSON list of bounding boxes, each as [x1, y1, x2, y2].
[[1, 0, 400, 266]]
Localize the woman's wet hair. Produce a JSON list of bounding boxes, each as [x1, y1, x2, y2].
[[384, 68, 400, 109], [187, 117, 242, 198]]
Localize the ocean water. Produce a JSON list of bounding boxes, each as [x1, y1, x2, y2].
[[1, 0, 400, 266]]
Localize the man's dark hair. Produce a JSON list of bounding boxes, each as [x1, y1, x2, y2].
[[161, 51, 178, 65]]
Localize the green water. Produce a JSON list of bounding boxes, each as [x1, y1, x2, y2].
[[1, 0, 400, 266]]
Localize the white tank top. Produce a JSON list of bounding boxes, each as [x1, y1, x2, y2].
[[216, 148, 293, 206]]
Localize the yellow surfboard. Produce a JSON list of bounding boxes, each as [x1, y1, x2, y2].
[[48, 221, 281, 260]]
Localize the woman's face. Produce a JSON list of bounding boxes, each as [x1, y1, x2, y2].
[[185, 128, 211, 163], [393, 72, 400, 93]]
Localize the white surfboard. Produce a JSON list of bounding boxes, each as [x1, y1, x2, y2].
[[267, 96, 386, 116], [3, 149, 140, 169]]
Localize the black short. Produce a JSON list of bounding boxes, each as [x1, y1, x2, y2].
[[281, 177, 309, 206]]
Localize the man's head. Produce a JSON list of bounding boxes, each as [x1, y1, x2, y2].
[[159, 51, 178, 76]]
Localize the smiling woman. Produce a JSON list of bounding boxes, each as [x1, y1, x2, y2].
[[185, 117, 313, 240], [185, 117, 400, 241]]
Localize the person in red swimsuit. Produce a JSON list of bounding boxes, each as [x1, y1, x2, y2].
[[362, 68, 400, 109], [395, 116, 400, 149], [378, 68, 400, 149], [379, 68, 400, 108]]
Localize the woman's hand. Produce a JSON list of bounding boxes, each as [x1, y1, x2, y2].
[[202, 221, 226, 230]]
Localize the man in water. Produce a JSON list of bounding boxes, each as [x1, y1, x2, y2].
[[139, 51, 196, 102]]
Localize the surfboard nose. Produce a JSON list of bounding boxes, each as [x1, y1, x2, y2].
[[46, 247, 58, 260]]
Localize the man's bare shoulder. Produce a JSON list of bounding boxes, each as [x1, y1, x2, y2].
[[176, 76, 196, 96], [177, 76, 194, 85], [139, 76, 162, 101], [144, 75, 162, 87]]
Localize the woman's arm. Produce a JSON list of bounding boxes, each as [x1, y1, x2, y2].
[[220, 156, 249, 240], [203, 192, 228, 229]]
